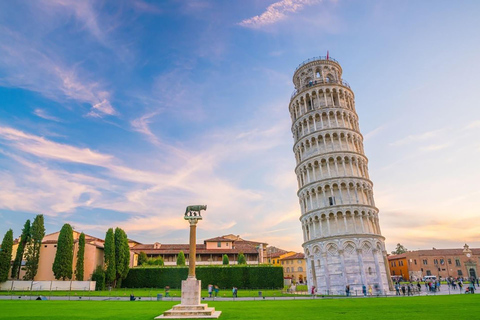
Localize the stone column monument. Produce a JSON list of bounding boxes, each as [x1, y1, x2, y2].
[[156, 205, 221, 319]]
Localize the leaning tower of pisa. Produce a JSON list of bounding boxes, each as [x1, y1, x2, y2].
[[289, 56, 392, 294]]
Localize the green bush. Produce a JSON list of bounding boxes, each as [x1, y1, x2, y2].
[[122, 265, 283, 289], [91, 266, 105, 291]]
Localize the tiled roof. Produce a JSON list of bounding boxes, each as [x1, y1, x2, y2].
[[204, 237, 233, 243], [389, 248, 480, 258], [132, 243, 258, 255], [280, 253, 305, 260]]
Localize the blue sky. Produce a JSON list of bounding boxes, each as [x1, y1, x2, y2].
[[1, 0, 480, 252]]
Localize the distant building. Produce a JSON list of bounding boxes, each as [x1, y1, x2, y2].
[[131, 234, 268, 266], [388, 244, 479, 281], [280, 253, 307, 284], [11, 231, 109, 281]]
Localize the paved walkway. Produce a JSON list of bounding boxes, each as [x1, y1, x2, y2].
[[0, 288, 471, 301]]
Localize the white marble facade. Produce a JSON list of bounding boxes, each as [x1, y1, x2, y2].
[[289, 57, 392, 294]]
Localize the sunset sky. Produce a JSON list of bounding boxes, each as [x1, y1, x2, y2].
[[1, 0, 480, 252]]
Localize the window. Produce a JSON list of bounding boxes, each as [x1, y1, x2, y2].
[[298, 260, 302, 264], [281, 261, 284, 265], [433, 259, 439, 265], [392, 271, 396, 275], [422, 259, 428, 265], [440, 259, 445, 265], [458, 270, 463, 276], [368, 267, 372, 275], [426, 270, 432, 276], [316, 71, 321, 78], [226, 242, 229, 247], [291, 267, 295, 272], [399, 261, 404, 267], [328, 196, 336, 206], [414, 259, 417, 265], [448, 259, 452, 265], [44, 245, 47, 248], [298, 267, 303, 272], [286, 267, 290, 272], [455, 259, 461, 267], [217, 242, 221, 248]]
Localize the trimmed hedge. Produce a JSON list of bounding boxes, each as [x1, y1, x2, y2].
[[121, 265, 283, 289]]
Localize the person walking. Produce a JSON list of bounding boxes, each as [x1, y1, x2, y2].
[[395, 283, 400, 296], [232, 287, 238, 298], [407, 284, 412, 296], [345, 285, 350, 297], [401, 284, 406, 296], [208, 284, 213, 298], [469, 281, 475, 294], [214, 285, 219, 297], [362, 285, 367, 297]]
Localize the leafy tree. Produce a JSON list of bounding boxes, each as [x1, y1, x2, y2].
[[237, 252, 247, 265], [91, 265, 105, 291], [145, 256, 164, 266], [75, 232, 85, 281], [114, 228, 130, 287], [0, 229, 14, 282], [222, 254, 229, 265], [53, 224, 74, 280], [104, 228, 116, 286], [176, 251, 186, 266], [391, 243, 408, 255], [24, 214, 45, 280], [11, 220, 30, 279], [138, 252, 148, 266]]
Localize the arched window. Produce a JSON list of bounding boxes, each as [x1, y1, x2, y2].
[[316, 71, 321, 78], [368, 267, 372, 275], [287, 267, 290, 272], [298, 267, 303, 272]]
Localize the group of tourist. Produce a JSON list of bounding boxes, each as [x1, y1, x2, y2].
[[207, 284, 221, 297]]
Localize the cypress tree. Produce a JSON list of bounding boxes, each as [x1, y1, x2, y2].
[[114, 228, 130, 287], [0, 229, 14, 282], [11, 220, 30, 279], [24, 214, 45, 280], [75, 232, 85, 281], [104, 228, 116, 286], [52, 223, 74, 280], [177, 251, 186, 266], [222, 254, 229, 265], [237, 252, 247, 265], [138, 252, 148, 266]]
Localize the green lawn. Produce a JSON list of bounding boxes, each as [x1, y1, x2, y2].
[[0, 295, 478, 319], [0, 288, 299, 298]]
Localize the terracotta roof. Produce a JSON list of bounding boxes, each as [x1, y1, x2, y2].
[[204, 237, 233, 243], [389, 248, 480, 258], [269, 252, 286, 258], [280, 253, 305, 260]]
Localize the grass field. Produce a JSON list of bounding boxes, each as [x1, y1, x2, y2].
[[0, 288, 300, 298], [0, 294, 478, 319]]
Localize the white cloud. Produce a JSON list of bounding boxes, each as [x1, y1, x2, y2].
[[0, 27, 117, 117], [33, 109, 62, 122], [239, 0, 323, 29], [390, 129, 443, 146], [131, 112, 161, 146]]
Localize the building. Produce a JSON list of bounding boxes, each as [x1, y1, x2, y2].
[[388, 244, 480, 281], [280, 253, 307, 284], [10, 231, 106, 281], [288, 55, 392, 294], [131, 234, 267, 266]]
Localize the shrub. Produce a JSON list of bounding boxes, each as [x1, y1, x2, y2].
[[91, 266, 105, 291], [121, 265, 283, 289]]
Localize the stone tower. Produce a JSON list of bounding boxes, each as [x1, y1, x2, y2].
[[289, 56, 392, 294]]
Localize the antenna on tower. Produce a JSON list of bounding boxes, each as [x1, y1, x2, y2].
[[326, 50, 329, 60]]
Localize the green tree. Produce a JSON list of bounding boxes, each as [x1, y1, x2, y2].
[[391, 243, 408, 255], [91, 265, 105, 291], [138, 252, 148, 266], [176, 251, 186, 266], [114, 228, 130, 287], [53, 223, 74, 280], [237, 252, 247, 265], [75, 232, 85, 281], [24, 214, 45, 280], [0, 229, 14, 282], [222, 254, 229, 265], [146, 256, 164, 266], [11, 220, 30, 279], [104, 228, 116, 286]]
